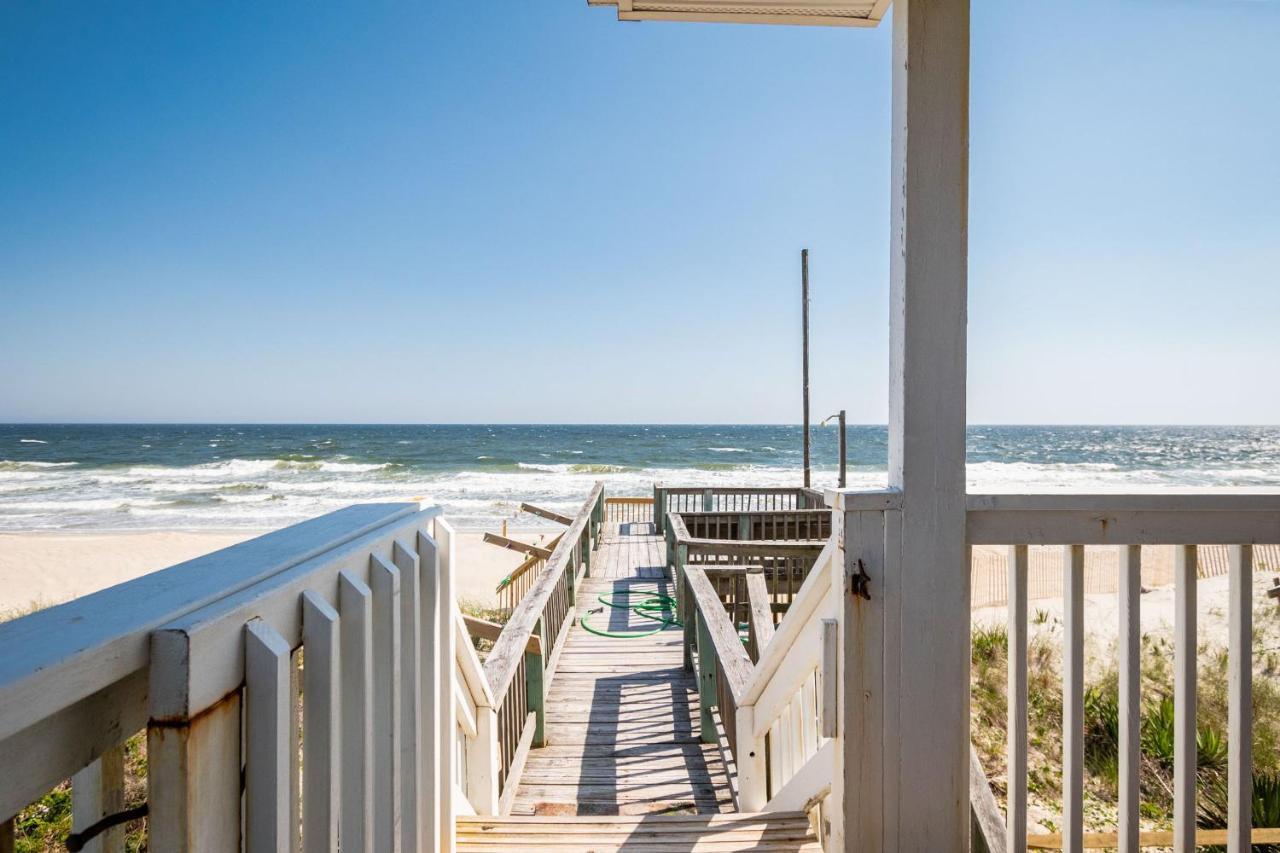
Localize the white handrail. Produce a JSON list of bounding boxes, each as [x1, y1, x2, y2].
[[0, 503, 427, 828]]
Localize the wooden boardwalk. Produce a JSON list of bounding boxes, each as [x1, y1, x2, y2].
[[507, 520, 735, 817]]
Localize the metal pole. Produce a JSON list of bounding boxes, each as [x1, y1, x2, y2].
[[801, 249, 811, 488], [838, 409, 847, 489]]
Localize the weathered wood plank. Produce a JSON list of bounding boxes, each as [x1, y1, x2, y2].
[[483, 533, 554, 560], [506, 518, 734, 814], [521, 503, 574, 526]]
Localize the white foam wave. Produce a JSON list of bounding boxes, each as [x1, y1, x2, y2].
[[0, 460, 79, 471], [6, 452, 1280, 534], [19, 439, 48, 444]]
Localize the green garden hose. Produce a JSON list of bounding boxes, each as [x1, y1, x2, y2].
[[580, 589, 680, 638]]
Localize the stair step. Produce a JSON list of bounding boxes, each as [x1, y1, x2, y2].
[[457, 812, 821, 852]]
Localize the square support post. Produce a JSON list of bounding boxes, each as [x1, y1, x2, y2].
[[695, 612, 717, 744], [526, 618, 547, 748], [841, 0, 971, 849]]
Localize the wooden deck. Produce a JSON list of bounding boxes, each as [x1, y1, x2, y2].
[[507, 520, 735, 817]]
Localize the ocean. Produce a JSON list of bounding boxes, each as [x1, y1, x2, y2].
[[2, 424, 1279, 532]]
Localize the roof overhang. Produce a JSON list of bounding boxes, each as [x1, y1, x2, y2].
[[587, 0, 890, 27]]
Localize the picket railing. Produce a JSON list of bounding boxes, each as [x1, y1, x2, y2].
[[0, 502, 470, 853], [653, 484, 826, 535], [603, 495, 654, 524], [965, 490, 1280, 852], [969, 540, 1280, 610], [481, 482, 605, 808], [681, 532, 841, 840], [494, 533, 563, 619], [665, 510, 827, 670], [676, 508, 833, 542]]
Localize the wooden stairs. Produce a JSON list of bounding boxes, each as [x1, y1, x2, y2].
[[457, 812, 822, 852]]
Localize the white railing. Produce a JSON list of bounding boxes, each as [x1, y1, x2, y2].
[[0, 502, 514, 853], [737, 536, 840, 829], [679, 523, 842, 842], [966, 490, 1279, 852]]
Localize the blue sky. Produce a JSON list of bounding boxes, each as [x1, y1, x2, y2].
[[2, 1, 1277, 424]]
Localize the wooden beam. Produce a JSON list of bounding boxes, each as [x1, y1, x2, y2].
[[970, 744, 1006, 853], [683, 568, 754, 704], [482, 533, 553, 560], [519, 503, 573, 526], [745, 570, 775, 664], [462, 615, 541, 656], [873, 0, 971, 847]]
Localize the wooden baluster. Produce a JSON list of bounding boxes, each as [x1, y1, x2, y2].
[[696, 611, 718, 744], [1063, 545, 1085, 853], [391, 541, 421, 853], [1175, 544, 1197, 853], [1228, 544, 1253, 853], [301, 591, 340, 853], [71, 746, 126, 853], [245, 620, 292, 852], [820, 618, 838, 739], [338, 570, 374, 853], [1118, 545, 1141, 853], [1007, 545, 1029, 853], [433, 519, 458, 848], [679, 544, 693, 671], [527, 618, 547, 747], [369, 557, 402, 853]]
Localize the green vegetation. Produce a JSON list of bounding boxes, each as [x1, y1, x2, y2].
[[971, 598, 1280, 845], [4, 602, 146, 851]]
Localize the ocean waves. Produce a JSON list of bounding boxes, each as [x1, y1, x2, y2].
[[3, 424, 1280, 532]]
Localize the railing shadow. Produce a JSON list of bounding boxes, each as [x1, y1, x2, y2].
[[575, 575, 727, 816]]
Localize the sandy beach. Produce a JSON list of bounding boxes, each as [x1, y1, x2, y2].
[[0, 526, 562, 618]]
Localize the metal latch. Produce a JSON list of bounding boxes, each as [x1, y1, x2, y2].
[[850, 558, 871, 601]]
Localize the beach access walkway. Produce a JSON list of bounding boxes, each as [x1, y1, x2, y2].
[[457, 513, 822, 851]]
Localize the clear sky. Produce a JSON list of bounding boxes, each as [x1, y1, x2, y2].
[[2, 1, 1277, 424]]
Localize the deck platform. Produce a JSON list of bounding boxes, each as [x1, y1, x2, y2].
[[508, 520, 735, 817]]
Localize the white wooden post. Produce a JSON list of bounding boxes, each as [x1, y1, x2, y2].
[[840, 505, 890, 852], [147, 693, 242, 852], [861, 0, 972, 847], [71, 747, 125, 853], [468, 706, 501, 815], [148, 627, 243, 853], [736, 705, 767, 811]]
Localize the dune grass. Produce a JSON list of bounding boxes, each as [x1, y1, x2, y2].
[[971, 600, 1280, 845]]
